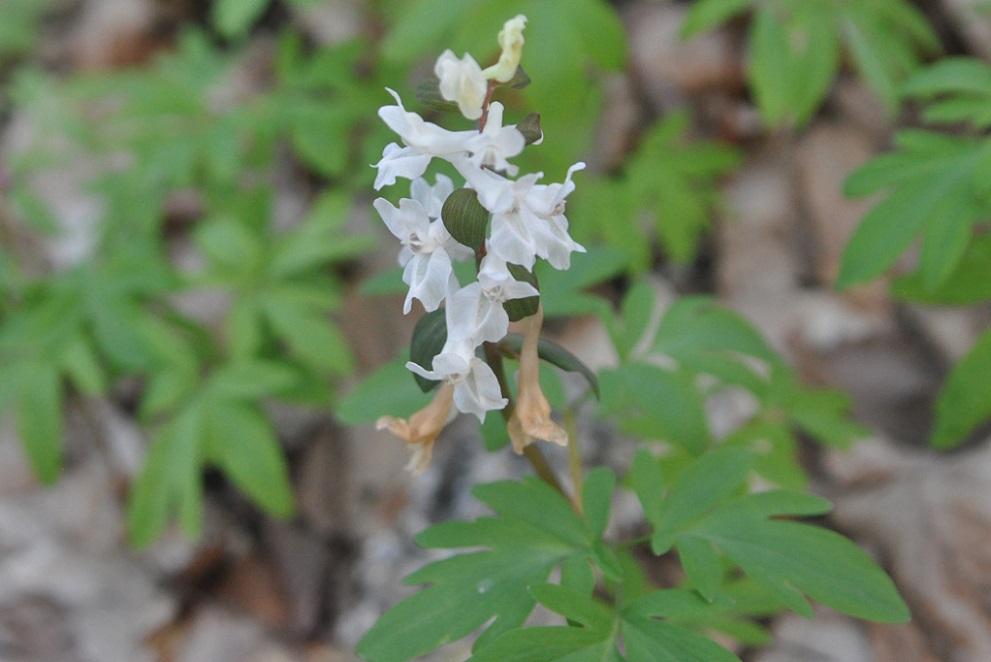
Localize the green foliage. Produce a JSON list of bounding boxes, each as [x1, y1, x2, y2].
[[357, 450, 907, 661], [632, 449, 908, 622], [599, 283, 865, 485], [838, 56, 991, 450], [1, 26, 384, 544], [572, 113, 740, 271], [357, 477, 615, 662], [683, 0, 939, 126], [838, 131, 991, 291]]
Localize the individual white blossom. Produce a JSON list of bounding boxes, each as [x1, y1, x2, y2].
[[372, 197, 469, 313], [373, 142, 432, 190], [483, 15, 527, 83], [447, 254, 538, 345], [373, 88, 477, 189], [410, 174, 454, 219], [435, 49, 488, 120], [406, 339, 508, 421], [462, 102, 525, 175], [457, 162, 586, 270]]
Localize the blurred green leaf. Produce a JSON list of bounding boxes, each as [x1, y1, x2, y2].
[[212, 0, 270, 38], [932, 326, 991, 449]]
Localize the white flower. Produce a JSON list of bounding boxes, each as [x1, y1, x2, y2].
[[373, 142, 432, 190], [373, 88, 477, 189], [447, 254, 539, 345], [406, 339, 508, 421], [462, 102, 525, 175], [435, 49, 488, 120], [410, 174, 454, 219], [483, 15, 527, 83], [457, 162, 587, 270], [373, 197, 469, 313]]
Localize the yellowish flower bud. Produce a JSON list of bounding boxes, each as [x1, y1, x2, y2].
[[376, 383, 455, 475], [508, 306, 568, 454], [483, 15, 528, 83]]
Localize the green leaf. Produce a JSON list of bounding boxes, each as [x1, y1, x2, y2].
[[622, 594, 742, 662], [932, 327, 991, 449], [599, 364, 710, 454], [649, 448, 752, 553], [682, 0, 753, 38], [288, 104, 357, 178], [749, 6, 791, 126], [264, 298, 354, 375], [631, 448, 666, 524], [208, 360, 299, 400], [691, 492, 909, 622], [469, 624, 620, 662], [13, 362, 63, 483], [408, 309, 447, 393], [271, 192, 370, 277], [504, 263, 540, 322], [902, 57, 991, 100], [625, 114, 740, 262], [532, 583, 614, 630], [127, 405, 204, 546], [676, 534, 723, 601], [357, 477, 595, 662], [606, 279, 656, 362], [653, 296, 778, 365], [212, 0, 270, 37], [59, 337, 107, 396], [893, 234, 991, 304], [498, 334, 599, 399], [334, 357, 432, 426], [838, 135, 987, 289], [536, 248, 629, 318], [203, 401, 294, 518], [442, 188, 488, 253], [581, 467, 615, 540]]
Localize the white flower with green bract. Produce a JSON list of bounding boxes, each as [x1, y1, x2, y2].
[[371, 13, 579, 457]]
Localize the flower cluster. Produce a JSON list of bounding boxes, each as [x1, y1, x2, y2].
[[372, 15, 582, 473]]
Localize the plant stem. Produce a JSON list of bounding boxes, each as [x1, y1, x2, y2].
[[565, 408, 583, 513]]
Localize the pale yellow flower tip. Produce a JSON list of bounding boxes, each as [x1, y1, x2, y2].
[[376, 383, 455, 475], [483, 14, 528, 83], [507, 306, 569, 454]]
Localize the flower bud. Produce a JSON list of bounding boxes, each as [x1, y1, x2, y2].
[[508, 306, 568, 454], [483, 15, 528, 83]]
